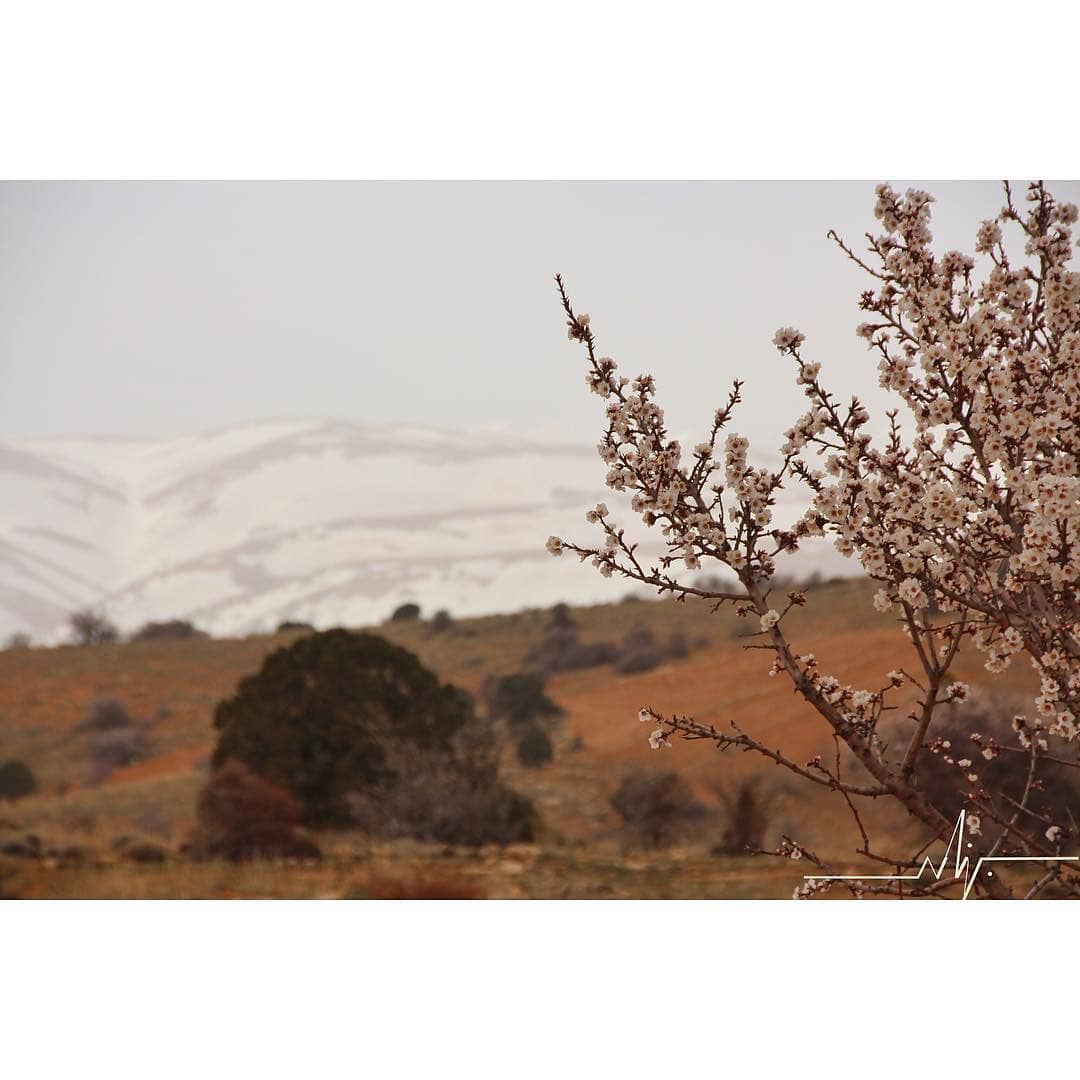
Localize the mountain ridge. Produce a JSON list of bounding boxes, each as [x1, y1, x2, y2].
[[0, 419, 855, 642]]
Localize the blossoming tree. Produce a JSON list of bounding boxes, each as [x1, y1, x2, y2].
[[550, 181, 1080, 898]]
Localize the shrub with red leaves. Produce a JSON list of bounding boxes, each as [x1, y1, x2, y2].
[[191, 760, 320, 861]]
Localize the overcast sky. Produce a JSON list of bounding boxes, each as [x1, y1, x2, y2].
[[4, 180, 1079, 453]]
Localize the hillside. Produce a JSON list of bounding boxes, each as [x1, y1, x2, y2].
[[0, 419, 855, 643], [0, 579, 1041, 898]]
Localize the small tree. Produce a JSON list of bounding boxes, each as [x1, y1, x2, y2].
[[390, 602, 421, 622], [3, 632, 31, 650], [0, 760, 37, 802], [553, 181, 1080, 898], [69, 608, 119, 646]]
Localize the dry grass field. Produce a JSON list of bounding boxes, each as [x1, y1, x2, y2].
[[0, 579, 1039, 899]]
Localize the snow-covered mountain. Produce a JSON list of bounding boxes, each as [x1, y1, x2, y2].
[[0, 420, 855, 642]]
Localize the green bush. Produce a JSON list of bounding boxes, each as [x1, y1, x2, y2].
[[390, 602, 421, 622], [131, 619, 207, 641], [515, 725, 554, 768], [0, 760, 37, 802], [210, 629, 531, 843], [482, 672, 563, 732]]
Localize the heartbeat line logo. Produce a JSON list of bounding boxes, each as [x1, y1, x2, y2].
[[806, 810, 1079, 899]]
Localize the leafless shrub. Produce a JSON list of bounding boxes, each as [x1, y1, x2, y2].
[[69, 609, 119, 646], [666, 628, 690, 660], [347, 715, 536, 846], [711, 776, 779, 855], [614, 625, 662, 674], [76, 696, 151, 783], [523, 625, 617, 676], [77, 696, 133, 732], [610, 769, 708, 849], [87, 726, 150, 780], [913, 690, 1080, 830]]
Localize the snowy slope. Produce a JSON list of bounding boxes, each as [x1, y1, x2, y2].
[[0, 420, 855, 642]]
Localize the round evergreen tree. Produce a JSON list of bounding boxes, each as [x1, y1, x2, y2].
[[211, 629, 473, 825]]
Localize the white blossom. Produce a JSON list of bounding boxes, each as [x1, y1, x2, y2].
[[773, 326, 805, 351], [648, 728, 672, 750]]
